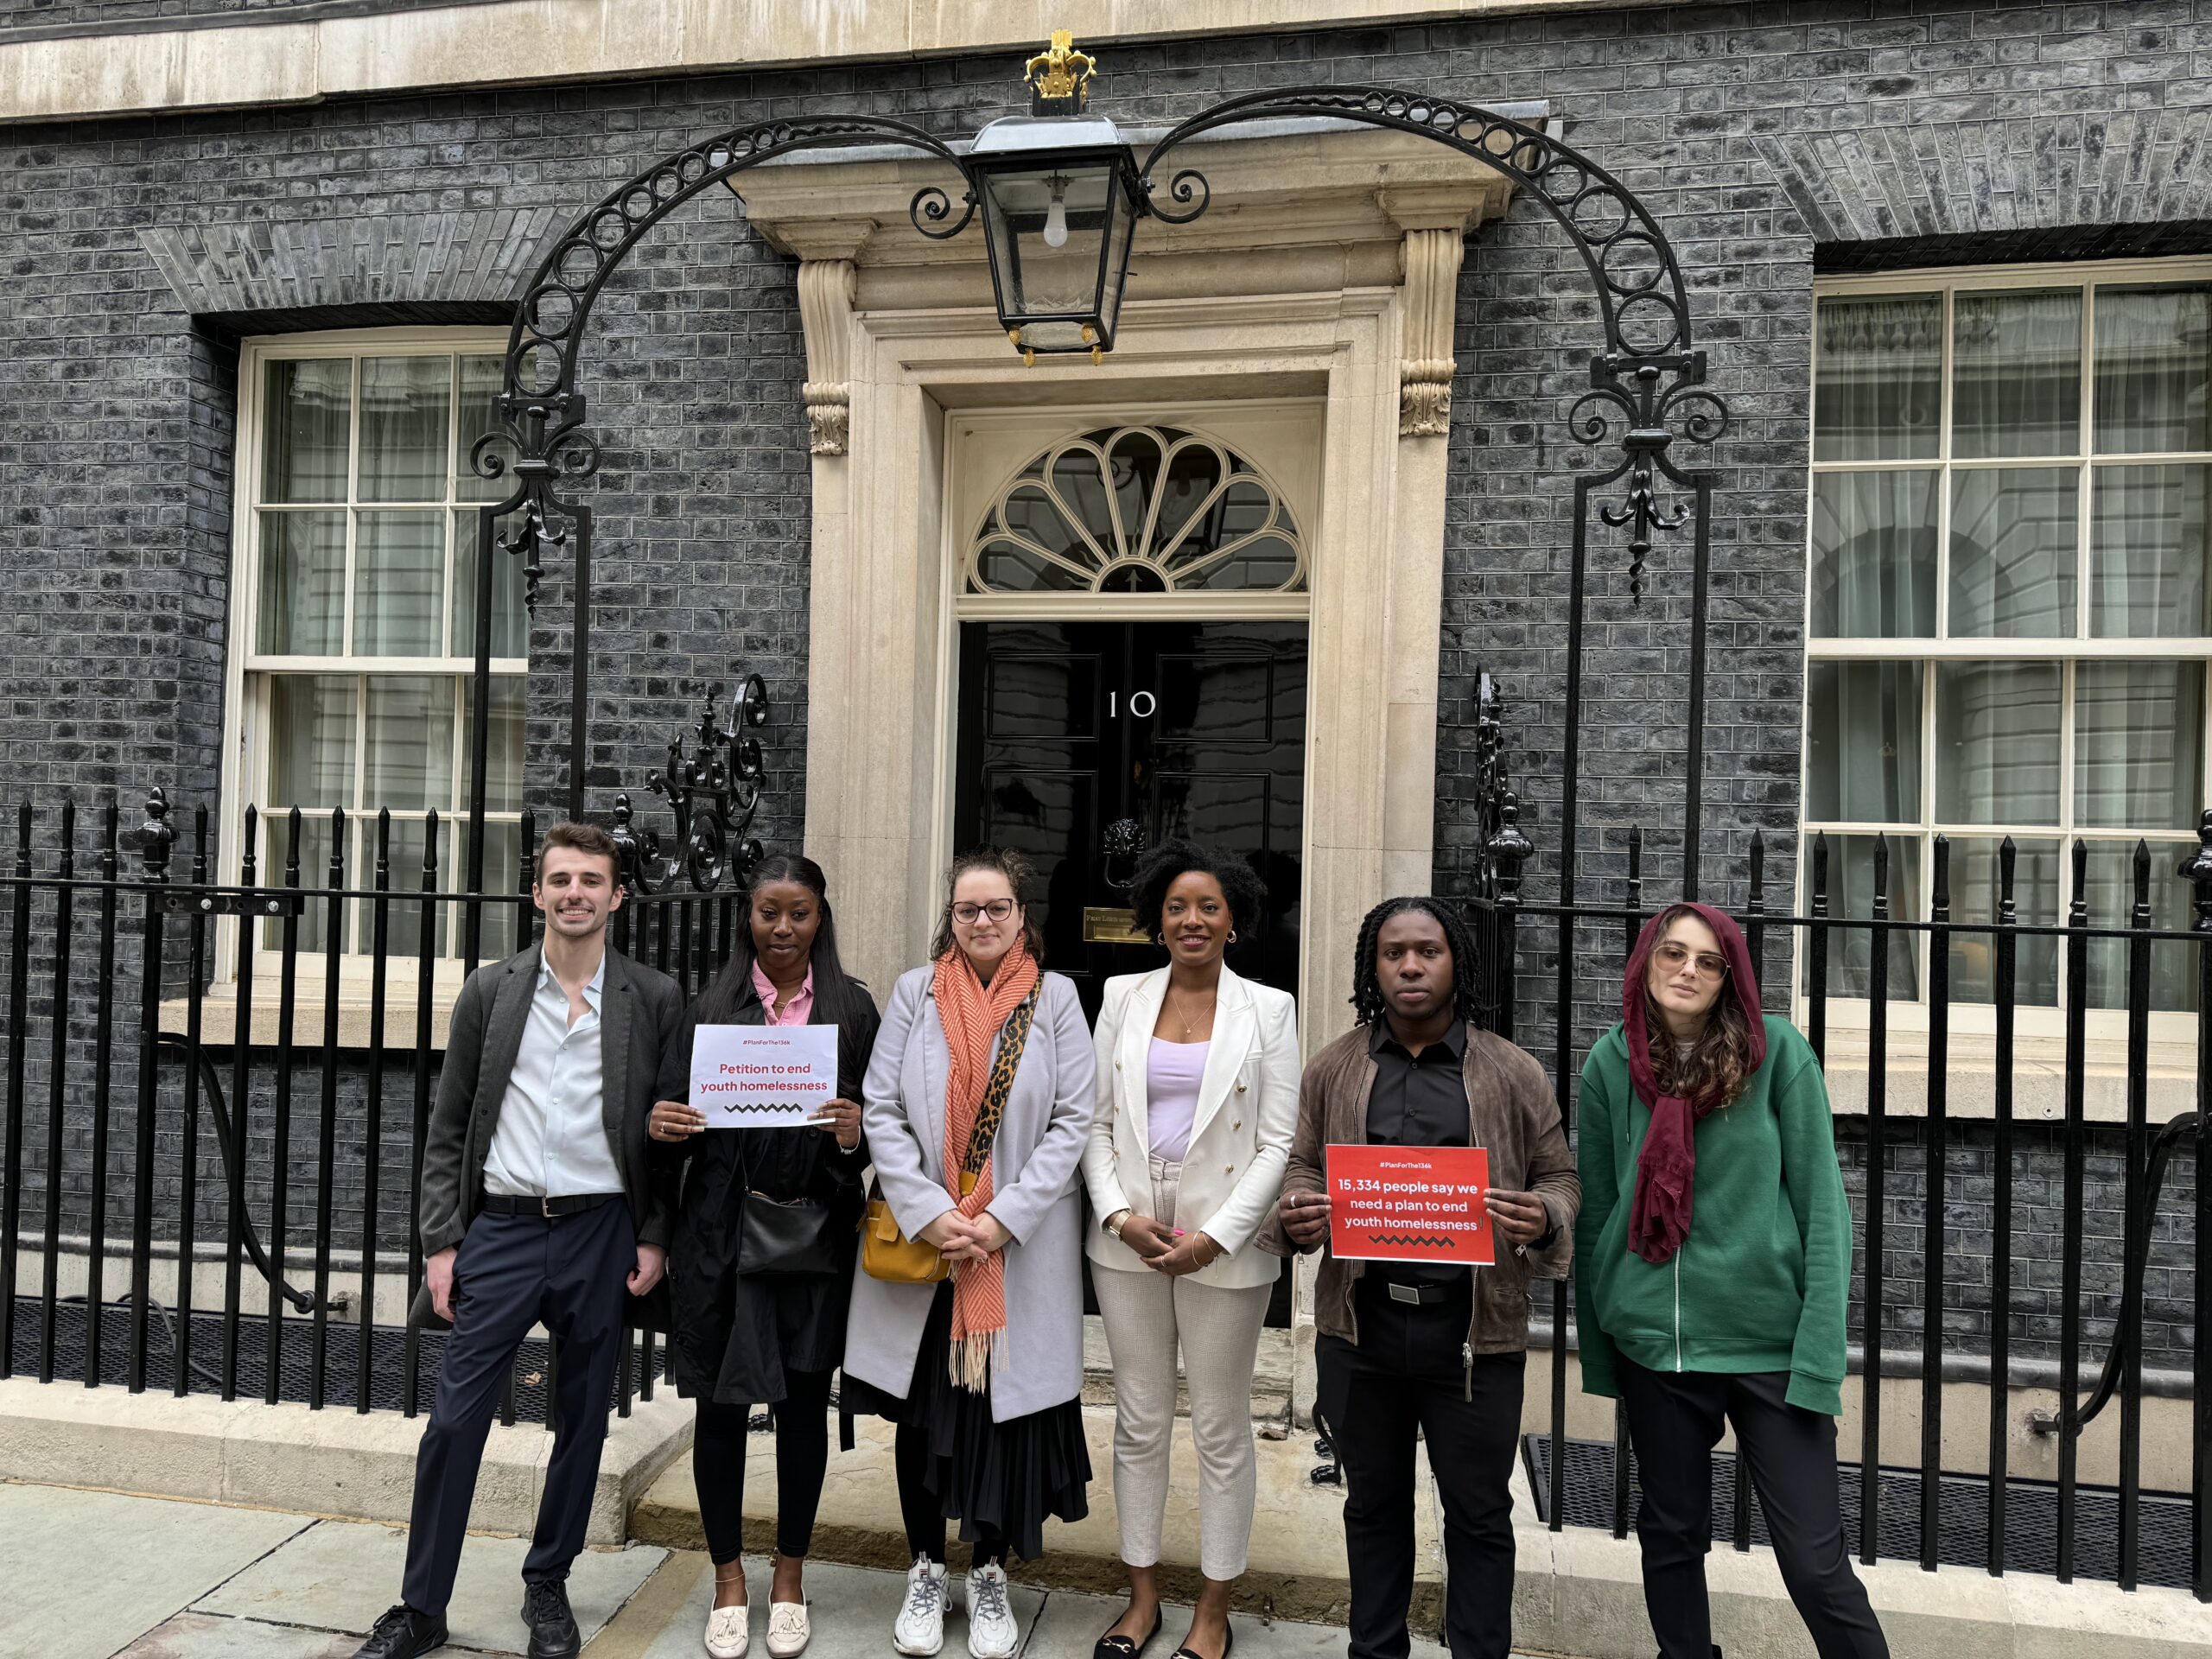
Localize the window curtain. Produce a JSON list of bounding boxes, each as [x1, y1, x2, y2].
[[2094, 285, 2212, 455], [1815, 295, 1941, 461], [1811, 471, 1937, 637], [1952, 289, 2081, 459]]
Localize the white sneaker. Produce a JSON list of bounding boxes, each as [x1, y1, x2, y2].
[[703, 1599, 749, 1659], [765, 1600, 810, 1659], [893, 1557, 949, 1656], [964, 1563, 1018, 1659]]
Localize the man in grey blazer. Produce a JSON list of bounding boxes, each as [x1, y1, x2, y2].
[[355, 822, 686, 1659]]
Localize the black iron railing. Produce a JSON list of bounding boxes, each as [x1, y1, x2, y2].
[[1468, 812, 2209, 1599], [0, 791, 759, 1427], [0, 772, 2202, 1594]]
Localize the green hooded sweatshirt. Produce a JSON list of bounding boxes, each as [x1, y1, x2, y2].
[[1573, 1015, 1851, 1416]]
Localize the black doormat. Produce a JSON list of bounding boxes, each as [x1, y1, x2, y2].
[[4, 1295, 666, 1422], [1523, 1433, 2193, 1591]]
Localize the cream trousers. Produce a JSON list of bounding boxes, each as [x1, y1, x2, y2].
[[1091, 1154, 1272, 1580]]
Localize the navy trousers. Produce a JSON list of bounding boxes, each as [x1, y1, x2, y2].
[[401, 1202, 634, 1616]]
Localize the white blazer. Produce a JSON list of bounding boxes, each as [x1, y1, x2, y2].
[[1081, 963, 1300, 1292]]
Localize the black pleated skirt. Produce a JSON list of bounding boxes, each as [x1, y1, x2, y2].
[[841, 1280, 1091, 1562]]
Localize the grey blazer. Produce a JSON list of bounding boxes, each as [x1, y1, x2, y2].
[[411, 942, 687, 1326], [842, 966, 1096, 1423]]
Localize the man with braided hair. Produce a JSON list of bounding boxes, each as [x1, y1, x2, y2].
[[1268, 896, 1578, 1659]]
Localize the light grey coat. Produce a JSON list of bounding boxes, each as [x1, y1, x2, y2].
[[842, 965, 1096, 1423]]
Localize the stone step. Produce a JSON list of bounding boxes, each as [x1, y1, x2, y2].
[[630, 1401, 1436, 1630]]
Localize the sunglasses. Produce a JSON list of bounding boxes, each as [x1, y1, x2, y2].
[[1653, 940, 1729, 981]]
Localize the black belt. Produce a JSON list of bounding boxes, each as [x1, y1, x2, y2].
[[479, 1191, 623, 1219], [1365, 1277, 1466, 1306]]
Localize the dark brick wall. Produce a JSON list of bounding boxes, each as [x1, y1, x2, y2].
[[0, 0, 2206, 1373], [0, 0, 493, 37], [1839, 1124, 2194, 1370]]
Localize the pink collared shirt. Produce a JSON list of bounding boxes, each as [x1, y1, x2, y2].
[[750, 958, 815, 1027]]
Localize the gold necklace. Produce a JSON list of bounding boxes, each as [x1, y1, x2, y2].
[[1167, 986, 1217, 1041]]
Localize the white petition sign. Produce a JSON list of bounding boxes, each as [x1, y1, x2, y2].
[[690, 1024, 839, 1129]]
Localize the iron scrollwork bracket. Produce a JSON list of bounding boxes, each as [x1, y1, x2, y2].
[[1471, 671, 1533, 903], [612, 673, 772, 894]]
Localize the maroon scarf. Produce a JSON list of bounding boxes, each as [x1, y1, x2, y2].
[[1623, 902, 1765, 1264]]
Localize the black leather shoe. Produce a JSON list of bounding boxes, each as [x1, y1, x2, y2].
[[352, 1603, 448, 1659], [522, 1579, 582, 1659]]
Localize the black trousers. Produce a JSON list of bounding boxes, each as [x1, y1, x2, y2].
[[1317, 1280, 1524, 1659], [1617, 1358, 1890, 1659], [693, 1368, 835, 1565], [401, 1203, 634, 1616]]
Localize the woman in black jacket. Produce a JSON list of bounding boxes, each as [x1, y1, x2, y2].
[[649, 855, 882, 1659]]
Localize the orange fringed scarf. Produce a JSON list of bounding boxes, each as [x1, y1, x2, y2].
[[932, 937, 1040, 1389]]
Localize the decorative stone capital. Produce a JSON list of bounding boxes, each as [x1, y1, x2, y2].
[[1397, 226, 1466, 439], [796, 257, 859, 456]]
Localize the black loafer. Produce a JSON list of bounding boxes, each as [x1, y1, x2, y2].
[[1172, 1619, 1235, 1659], [352, 1603, 448, 1659], [1094, 1605, 1163, 1659], [522, 1579, 582, 1659]]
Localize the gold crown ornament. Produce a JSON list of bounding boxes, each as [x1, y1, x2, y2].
[[1023, 30, 1096, 115]]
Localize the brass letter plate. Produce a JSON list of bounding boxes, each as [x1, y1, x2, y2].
[[1082, 906, 1149, 946]]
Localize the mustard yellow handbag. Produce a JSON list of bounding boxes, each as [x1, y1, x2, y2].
[[860, 1178, 965, 1284], [861, 985, 1038, 1284]]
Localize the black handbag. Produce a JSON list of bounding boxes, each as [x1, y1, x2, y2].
[[734, 1128, 840, 1278], [737, 1189, 839, 1277]]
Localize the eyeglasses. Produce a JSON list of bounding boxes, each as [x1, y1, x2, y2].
[[950, 899, 1016, 925], [1653, 941, 1728, 980]]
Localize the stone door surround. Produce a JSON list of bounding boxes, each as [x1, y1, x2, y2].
[[738, 118, 1522, 1046]]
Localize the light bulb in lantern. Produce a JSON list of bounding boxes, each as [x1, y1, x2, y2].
[[1043, 176, 1069, 249]]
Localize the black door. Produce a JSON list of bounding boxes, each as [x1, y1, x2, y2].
[[953, 620, 1306, 1021]]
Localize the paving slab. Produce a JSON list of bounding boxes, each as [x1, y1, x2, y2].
[[194, 1515, 667, 1656], [0, 1483, 315, 1659], [111, 1611, 367, 1658], [601, 1552, 1049, 1659], [1023, 1581, 1458, 1659], [594, 1551, 1463, 1659]]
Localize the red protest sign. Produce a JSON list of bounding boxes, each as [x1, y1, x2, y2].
[[1325, 1143, 1492, 1265]]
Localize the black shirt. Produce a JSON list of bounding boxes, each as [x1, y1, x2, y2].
[[1363, 1017, 1471, 1288]]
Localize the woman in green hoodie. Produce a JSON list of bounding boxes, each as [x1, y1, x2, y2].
[[1575, 901, 1887, 1659]]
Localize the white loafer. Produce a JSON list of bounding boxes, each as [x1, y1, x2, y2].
[[704, 1600, 749, 1659], [765, 1600, 810, 1658]]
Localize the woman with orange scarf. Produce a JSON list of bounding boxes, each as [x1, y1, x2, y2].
[[842, 848, 1097, 1659]]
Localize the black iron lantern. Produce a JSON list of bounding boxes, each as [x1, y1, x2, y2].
[[968, 33, 1144, 365]]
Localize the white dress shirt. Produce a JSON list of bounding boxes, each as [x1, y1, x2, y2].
[[482, 951, 625, 1200]]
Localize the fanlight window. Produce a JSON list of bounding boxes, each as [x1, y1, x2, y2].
[[968, 424, 1306, 594]]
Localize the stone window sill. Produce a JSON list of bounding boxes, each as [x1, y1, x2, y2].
[[158, 984, 456, 1051], [1815, 1027, 2196, 1124]]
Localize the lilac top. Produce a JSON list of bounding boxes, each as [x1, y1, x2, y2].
[[1144, 1038, 1210, 1163]]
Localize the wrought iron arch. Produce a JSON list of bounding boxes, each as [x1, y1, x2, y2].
[[467, 83, 1729, 923], [457, 113, 986, 916], [1131, 87, 1729, 899]]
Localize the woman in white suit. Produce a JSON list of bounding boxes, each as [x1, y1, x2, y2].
[[1083, 839, 1300, 1659]]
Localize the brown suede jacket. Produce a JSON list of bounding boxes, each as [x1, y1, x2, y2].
[[1264, 1020, 1579, 1356]]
